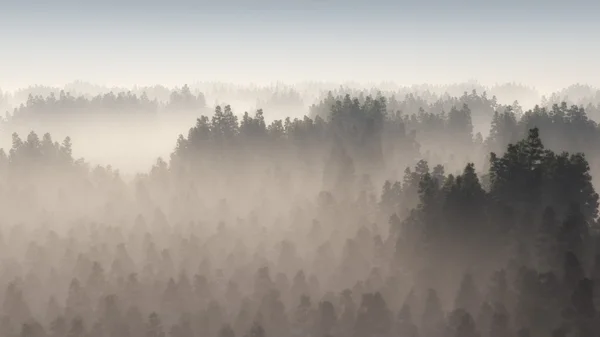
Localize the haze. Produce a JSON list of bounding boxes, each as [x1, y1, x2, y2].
[[2, 2, 600, 337]]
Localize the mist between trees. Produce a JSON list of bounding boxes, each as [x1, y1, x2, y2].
[[0, 82, 600, 337]]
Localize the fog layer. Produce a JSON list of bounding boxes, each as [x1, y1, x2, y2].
[[0, 81, 598, 337]]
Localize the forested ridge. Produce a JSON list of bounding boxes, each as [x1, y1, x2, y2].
[[1, 87, 600, 337]]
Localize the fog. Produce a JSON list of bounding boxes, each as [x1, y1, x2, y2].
[[3, 0, 600, 336], [0, 81, 595, 173], [0, 79, 599, 337]]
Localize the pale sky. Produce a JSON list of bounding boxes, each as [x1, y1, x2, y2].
[[1, 0, 599, 92]]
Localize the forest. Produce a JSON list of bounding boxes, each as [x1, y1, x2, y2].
[[0, 82, 600, 337]]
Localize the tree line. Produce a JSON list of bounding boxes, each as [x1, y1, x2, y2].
[[2, 85, 207, 124]]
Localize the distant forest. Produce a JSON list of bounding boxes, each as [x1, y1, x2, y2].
[[2, 81, 600, 121], [0, 82, 599, 337]]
